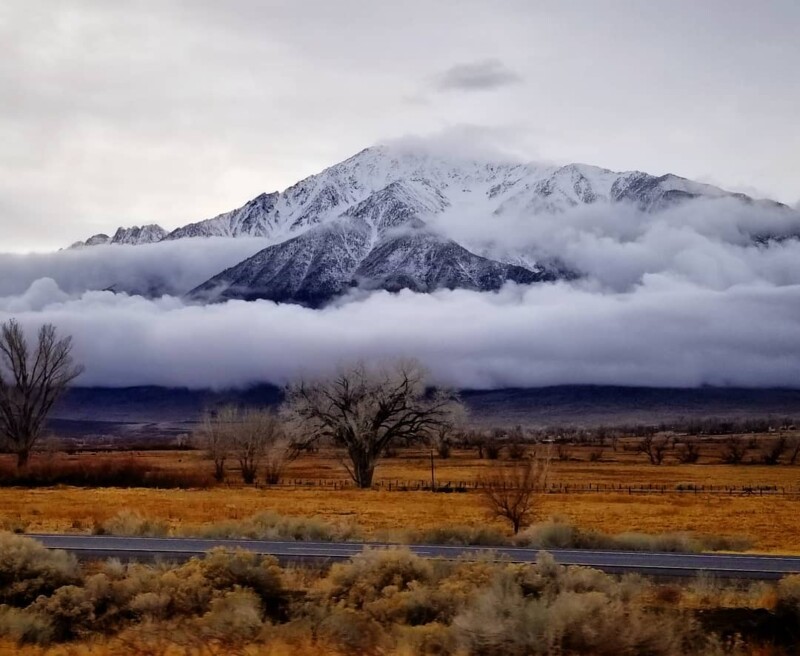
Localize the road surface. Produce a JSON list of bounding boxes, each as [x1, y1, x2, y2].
[[29, 534, 800, 580]]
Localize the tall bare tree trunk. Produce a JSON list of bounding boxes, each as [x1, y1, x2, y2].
[[0, 320, 83, 469]]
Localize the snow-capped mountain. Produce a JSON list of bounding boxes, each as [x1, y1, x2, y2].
[[69, 233, 111, 248], [188, 181, 557, 305], [165, 193, 280, 239], [68, 144, 800, 304], [110, 224, 168, 245], [71, 224, 167, 248]]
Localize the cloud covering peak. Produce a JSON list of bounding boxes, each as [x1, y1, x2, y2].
[[1, 277, 799, 390], [1, 188, 800, 390]]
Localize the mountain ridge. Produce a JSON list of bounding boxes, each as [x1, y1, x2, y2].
[[71, 145, 797, 249], [65, 144, 800, 304]]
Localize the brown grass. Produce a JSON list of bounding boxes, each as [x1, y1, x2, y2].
[[0, 444, 797, 552]]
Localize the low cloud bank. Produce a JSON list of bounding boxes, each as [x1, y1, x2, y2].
[[0, 237, 271, 297], [1, 196, 799, 390], [1, 277, 799, 390]]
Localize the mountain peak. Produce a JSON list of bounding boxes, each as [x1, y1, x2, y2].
[[111, 224, 168, 245]]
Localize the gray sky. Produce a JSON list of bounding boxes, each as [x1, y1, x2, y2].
[[2, 0, 799, 252]]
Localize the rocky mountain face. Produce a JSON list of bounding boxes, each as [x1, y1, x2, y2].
[[188, 181, 557, 305], [69, 233, 111, 248], [71, 224, 167, 247], [68, 145, 800, 304]]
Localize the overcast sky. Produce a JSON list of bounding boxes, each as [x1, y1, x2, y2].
[[2, 0, 799, 252]]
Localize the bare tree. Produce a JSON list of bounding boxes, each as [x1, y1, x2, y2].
[[286, 360, 459, 488], [675, 438, 701, 464], [232, 409, 286, 484], [479, 452, 551, 534], [638, 434, 669, 465], [196, 406, 302, 485], [195, 405, 238, 482], [788, 437, 800, 465], [0, 320, 83, 467], [263, 416, 305, 484], [761, 435, 788, 465], [430, 403, 467, 459], [721, 436, 748, 465], [462, 429, 487, 459]]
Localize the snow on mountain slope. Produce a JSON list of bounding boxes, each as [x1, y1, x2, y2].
[[165, 192, 280, 239], [353, 228, 553, 295], [66, 143, 800, 304], [190, 216, 374, 306], [110, 224, 167, 245], [71, 144, 797, 251], [69, 233, 111, 248], [188, 180, 559, 305], [70, 225, 166, 248]]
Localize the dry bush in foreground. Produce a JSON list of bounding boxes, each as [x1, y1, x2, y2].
[[514, 518, 753, 553], [180, 511, 360, 543], [0, 533, 80, 607], [0, 534, 793, 654], [92, 509, 750, 555]]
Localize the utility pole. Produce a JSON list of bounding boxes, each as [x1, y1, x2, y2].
[[430, 449, 435, 491]]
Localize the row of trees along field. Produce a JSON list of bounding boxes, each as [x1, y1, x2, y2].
[[0, 320, 551, 534], [0, 319, 464, 484], [197, 359, 464, 488]]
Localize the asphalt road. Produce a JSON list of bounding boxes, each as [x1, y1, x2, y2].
[[29, 534, 800, 580]]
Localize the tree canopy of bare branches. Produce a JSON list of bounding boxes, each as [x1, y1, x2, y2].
[[638, 434, 669, 465], [195, 406, 301, 484], [286, 360, 460, 488], [430, 403, 467, 459], [195, 406, 239, 482], [479, 452, 551, 534], [0, 320, 83, 467]]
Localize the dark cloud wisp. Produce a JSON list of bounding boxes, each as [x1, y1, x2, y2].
[[435, 59, 523, 92]]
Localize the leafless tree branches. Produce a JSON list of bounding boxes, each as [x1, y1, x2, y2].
[[195, 406, 302, 484], [285, 359, 461, 488], [0, 320, 83, 467], [479, 451, 551, 534]]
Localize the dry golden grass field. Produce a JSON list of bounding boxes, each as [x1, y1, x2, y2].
[[1, 439, 798, 552]]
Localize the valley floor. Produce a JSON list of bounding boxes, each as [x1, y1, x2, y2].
[[1, 446, 798, 553]]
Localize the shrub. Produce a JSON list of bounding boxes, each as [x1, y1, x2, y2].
[[322, 548, 433, 610], [410, 525, 507, 547], [318, 607, 388, 654], [612, 532, 697, 553], [128, 591, 172, 619], [31, 584, 97, 640], [198, 588, 264, 644], [454, 556, 694, 656], [0, 533, 80, 606], [197, 548, 286, 619], [183, 511, 358, 542], [94, 510, 169, 537], [0, 606, 54, 645], [395, 622, 458, 655], [0, 456, 209, 489], [514, 519, 751, 553], [514, 519, 581, 549], [776, 574, 800, 621]]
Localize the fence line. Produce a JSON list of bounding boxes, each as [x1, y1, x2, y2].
[[253, 478, 800, 496]]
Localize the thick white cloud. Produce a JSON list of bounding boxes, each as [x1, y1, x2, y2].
[[1, 193, 800, 390], [1, 277, 799, 390], [0, 237, 271, 297]]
